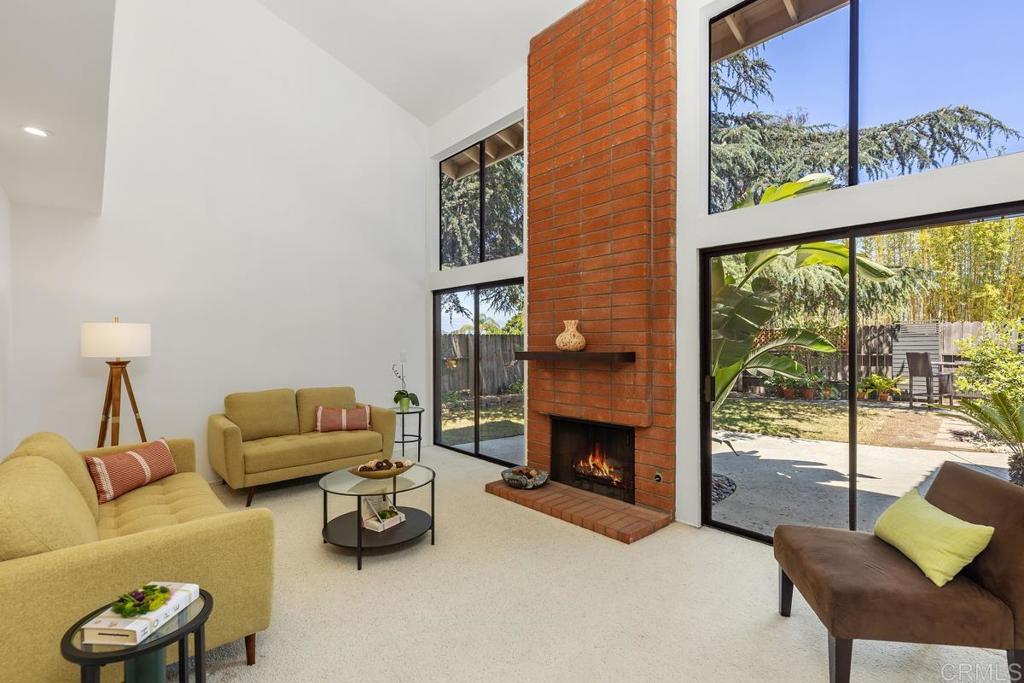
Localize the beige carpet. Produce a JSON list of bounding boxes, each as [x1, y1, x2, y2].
[[200, 446, 1005, 682]]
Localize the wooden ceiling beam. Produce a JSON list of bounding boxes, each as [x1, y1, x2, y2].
[[725, 14, 746, 46], [782, 0, 800, 22]]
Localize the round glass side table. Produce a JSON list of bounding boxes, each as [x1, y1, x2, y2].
[[319, 463, 435, 570], [61, 589, 212, 683], [393, 406, 424, 461]]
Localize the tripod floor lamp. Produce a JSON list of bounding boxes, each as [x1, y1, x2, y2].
[[81, 318, 151, 448]]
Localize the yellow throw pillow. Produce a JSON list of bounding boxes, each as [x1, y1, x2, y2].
[[875, 488, 994, 587]]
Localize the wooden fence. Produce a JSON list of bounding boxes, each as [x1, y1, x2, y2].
[[437, 334, 523, 396], [768, 321, 1004, 383]]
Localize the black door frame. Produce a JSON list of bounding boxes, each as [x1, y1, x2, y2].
[[699, 199, 1024, 544], [433, 277, 525, 467]]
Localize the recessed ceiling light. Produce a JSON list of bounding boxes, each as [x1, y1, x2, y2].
[[22, 126, 51, 138]]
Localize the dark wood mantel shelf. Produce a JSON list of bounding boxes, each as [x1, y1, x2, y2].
[[514, 351, 636, 363]]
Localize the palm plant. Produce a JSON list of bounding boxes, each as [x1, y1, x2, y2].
[[711, 174, 895, 412], [941, 392, 1024, 486]]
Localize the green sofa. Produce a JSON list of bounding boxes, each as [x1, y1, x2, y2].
[[208, 386, 396, 505], [0, 433, 274, 682]]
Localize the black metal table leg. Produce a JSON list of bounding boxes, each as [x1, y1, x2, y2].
[[392, 476, 398, 506], [178, 636, 189, 683], [431, 478, 435, 545], [194, 625, 205, 683], [417, 412, 422, 461], [81, 666, 100, 683], [400, 413, 406, 459], [356, 494, 363, 570], [322, 490, 328, 543]]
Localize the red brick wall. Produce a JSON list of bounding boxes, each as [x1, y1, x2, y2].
[[525, 0, 676, 513]]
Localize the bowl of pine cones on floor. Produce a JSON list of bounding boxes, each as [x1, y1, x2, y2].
[[350, 458, 415, 479], [501, 466, 548, 489]]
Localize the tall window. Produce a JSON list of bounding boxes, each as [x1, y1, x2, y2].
[[710, 0, 1024, 214], [440, 122, 524, 268]]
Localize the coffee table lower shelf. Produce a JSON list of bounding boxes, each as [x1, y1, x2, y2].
[[322, 507, 432, 569]]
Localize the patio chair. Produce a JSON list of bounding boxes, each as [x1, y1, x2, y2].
[[774, 462, 1024, 683], [905, 351, 954, 406]]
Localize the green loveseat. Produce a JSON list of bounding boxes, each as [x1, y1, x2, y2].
[[208, 386, 396, 505]]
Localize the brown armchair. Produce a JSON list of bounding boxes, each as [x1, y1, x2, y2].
[[774, 462, 1024, 683]]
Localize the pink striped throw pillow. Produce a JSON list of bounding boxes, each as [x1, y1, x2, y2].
[[84, 439, 177, 503], [315, 405, 371, 432]]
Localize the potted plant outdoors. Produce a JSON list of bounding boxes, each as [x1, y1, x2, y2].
[[940, 392, 1024, 485], [781, 376, 799, 401], [763, 373, 785, 398], [856, 377, 873, 400], [866, 373, 902, 402], [800, 376, 818, 401]]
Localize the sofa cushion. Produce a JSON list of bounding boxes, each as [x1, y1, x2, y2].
[[85, 439, 178, 503], [97, 472, 227, 539], [296, 387, 357, 433], [242, 431, 382, 474], [774, 524, 1014, 648], [316, 405, 370, 432], [875, 488, 994, 587], [0, 457, 99, 561], [225, 388, 300, 441], [9, 432, 99, 521]]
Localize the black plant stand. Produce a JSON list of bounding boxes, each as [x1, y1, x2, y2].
[[394, 406, 424, 461], [62, 589, 212, 683]]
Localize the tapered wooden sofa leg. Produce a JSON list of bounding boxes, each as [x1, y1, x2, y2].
[[828, 634, 852, 683], [245, 487, 255, 507], [245, 634, 256, 665], [779, 567, 793, 617]]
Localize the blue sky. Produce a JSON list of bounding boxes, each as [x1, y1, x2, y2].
[[732, 0, 1024, 160]]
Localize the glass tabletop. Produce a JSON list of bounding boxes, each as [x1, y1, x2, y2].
[[319, 463, 434, 496], [68, 593, 206, 655], [392, 406, 425, 414]]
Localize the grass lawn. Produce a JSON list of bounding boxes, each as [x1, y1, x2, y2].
[[440, 403, 524, 445], [714, 396, 972, 450]]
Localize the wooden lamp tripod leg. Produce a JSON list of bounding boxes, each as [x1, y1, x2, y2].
[[121, 365, 147, 442], [110, 363, 123, 447], [97, 365, 115, 448]]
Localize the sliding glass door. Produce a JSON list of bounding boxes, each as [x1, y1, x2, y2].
[[434, 280, 524, 465], [705, 239, 851, 538], [701, 204, 1024, 542]]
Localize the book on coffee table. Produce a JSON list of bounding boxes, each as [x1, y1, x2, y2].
[[81, 582, 199, 646]]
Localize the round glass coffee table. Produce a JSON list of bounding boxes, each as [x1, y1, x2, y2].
[[319, 464, 435, 570], [61, 589, 212, 683]]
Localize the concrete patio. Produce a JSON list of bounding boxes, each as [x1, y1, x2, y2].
[[712, 431, 1010, 536]]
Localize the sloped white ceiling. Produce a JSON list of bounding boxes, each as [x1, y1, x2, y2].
[[255, 0, 582, 124], [0, 0, 114, 213]]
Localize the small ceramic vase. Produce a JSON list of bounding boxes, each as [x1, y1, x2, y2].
[[555, 319, 587, 351]]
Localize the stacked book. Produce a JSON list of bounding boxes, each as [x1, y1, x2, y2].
[[362, 495, 406, 532], [82, 582, 200, 646]]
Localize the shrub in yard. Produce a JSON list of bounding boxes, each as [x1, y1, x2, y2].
[[955, 320, 1024, 404], [942, 392, 1024, 486]]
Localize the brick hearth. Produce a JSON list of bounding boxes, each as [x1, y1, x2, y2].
[[485, 481, 672, 543], [505, 0, 676, 535]]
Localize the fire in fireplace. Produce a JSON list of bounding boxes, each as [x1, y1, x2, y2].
[[550, 417, 635, 503]]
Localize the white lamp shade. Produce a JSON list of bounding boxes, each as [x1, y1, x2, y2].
[[81, 322, 151, 358]]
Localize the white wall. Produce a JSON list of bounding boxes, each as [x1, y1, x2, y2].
[[0, 184, 10, 451], [675, 0, 1024, 525], [6, 0, 429, 481]]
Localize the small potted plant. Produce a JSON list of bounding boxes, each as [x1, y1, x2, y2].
[[781, 376, 798, 401], [856, 377, 873, 400], [866, 373, 902, 402], [392, 359, 419, 412]]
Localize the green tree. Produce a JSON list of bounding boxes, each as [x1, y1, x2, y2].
[[711, 50, 1020, 213]]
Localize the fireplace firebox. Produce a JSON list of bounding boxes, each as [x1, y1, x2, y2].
[[550, 417, 635, 504]]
